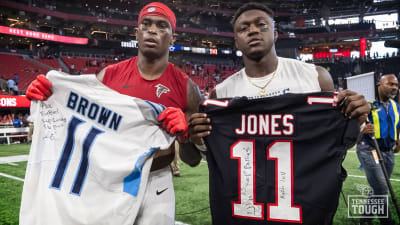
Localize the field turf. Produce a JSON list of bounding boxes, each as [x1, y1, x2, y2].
[[1, 144, 399, 225]]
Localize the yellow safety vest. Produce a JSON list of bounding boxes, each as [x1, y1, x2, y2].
[[371, 99, 399, 140]]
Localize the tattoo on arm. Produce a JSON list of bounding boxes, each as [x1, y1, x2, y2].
[[185, 79, 203, 117], [179, 79, 203, 166]]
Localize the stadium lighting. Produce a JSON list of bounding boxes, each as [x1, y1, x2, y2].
[[0, 26, 88, 45]]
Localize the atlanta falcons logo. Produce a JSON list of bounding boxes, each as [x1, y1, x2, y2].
[[155, 84, 170, 98]]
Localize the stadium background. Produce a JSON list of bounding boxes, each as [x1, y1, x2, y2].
[[0, 0, 399, 224]]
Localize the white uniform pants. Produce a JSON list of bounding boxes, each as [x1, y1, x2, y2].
[[134, 166, 175, 225]]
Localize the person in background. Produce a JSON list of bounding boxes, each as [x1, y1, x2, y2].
[[22, 114, 29, 127], [12, 83, 19, 95], [357, 74, 399, 225], [13, 116, 21, 128], [14, 73, 18, 85], [70, 64, 75, 73], [7, 78, 15, 95], [2, 115, 11, 125]]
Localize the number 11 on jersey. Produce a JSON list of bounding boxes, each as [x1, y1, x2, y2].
[[50, 116, 104, 196], [231, 140, 302, 223]]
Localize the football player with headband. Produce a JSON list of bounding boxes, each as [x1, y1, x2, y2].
[[26, 2, 203, 224]]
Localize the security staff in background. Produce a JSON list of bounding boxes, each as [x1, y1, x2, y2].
[[357, 74, 400, 225]]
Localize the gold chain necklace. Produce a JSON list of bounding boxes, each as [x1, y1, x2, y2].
[[245, 61, 279, 96]]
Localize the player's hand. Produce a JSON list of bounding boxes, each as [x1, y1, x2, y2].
[[335, 90, 370, 124], [188, 113, 212, 145], [26, 75, 52, 100], [158, 107, 188, 142], [362, 123, 375, 134]]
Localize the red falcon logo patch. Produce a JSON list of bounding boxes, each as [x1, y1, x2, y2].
[[155, 84, 170, 98]]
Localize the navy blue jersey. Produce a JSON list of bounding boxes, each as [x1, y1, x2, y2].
[[200, 92, 359, 225]]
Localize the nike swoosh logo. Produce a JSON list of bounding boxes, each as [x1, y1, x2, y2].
[[156, 188, 168, 195], [122, 84, 134, 88]]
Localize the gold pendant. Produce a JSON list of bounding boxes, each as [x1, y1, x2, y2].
[[260, 89, 266, 96]]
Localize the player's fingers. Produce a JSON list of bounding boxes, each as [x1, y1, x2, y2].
[[170, 124, 185, 135], [189, 113, 208, 122], [37, 75, 52, 88], [190, 124, 212, 134], [194, 131, 211, 138], [26, 91, 45, 101], [166, 117, 182, 134], [158, 107, 182, 122], [189, 130, 210, 141], [158, 108, 174, 121], [342, 94, 367, 115], [35, 82, 52, 97], [165, 116, 188, 135], [189, 117, 210, 126], [338, 94, 355, 110], [161, 117, 176, 133], [346, 103, 368, 119], [344, 97, 369, 118], [336, 90, 358, 111], [337, 90, 356, 101], [349, 104, 370, 120], [27, 86, 46, 100], [162, 119, 174, 133], [162, 122, 172, 134]]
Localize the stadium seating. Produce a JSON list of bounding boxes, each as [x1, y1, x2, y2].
[[183, 64, 238, 90], [61, 56, 114, 75], [36, 58, 62, 71], [0, 54, 48, 92]]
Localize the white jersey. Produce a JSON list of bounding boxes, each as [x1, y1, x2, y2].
[[216, 57, 321, 98], [20, 71, 175, 225]]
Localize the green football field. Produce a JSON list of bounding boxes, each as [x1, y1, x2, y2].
[[1, 144, 400, 225]]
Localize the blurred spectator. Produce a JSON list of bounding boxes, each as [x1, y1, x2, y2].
[[0, 114, 11, 124], [12, 84, 19, 95], [7, 78, 16, 95], [22, 114, 30, 127], [14, 74, 18, 85], [0, 76, 7, 92], [13, 116, 22, 128], [91, 59, 98, 66]]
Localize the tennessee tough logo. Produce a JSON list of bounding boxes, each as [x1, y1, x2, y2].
[[155, 84, 170, 98]]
